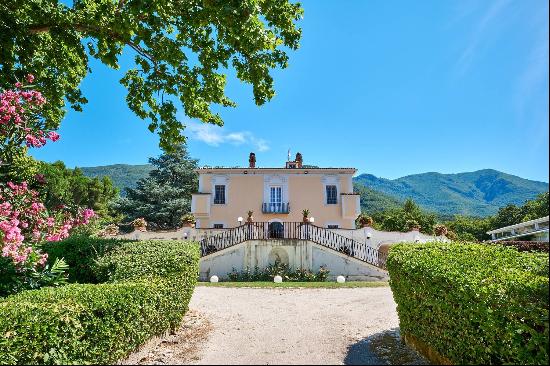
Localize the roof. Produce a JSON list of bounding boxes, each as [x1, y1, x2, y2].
[[195, 167, 357, 174], [487, 216, 549, 235]]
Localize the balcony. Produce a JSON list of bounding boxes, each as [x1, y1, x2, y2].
[[262, 202, 290, 214]]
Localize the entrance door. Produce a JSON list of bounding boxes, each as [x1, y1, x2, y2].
[[268, 222, 284, 239]]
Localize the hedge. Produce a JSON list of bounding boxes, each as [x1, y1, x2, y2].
[[0, 239, 200, 365], [42, 235, 135, 283], [387, 242, 549, 365]]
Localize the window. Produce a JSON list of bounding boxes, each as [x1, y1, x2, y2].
[[270, 186, 282, 206], [214, 185, 226, 204], [213, 223, 224, 229], [327, 224, 339, 229], [326, 185, 338, 205]]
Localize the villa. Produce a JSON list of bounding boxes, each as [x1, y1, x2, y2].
[[185, 153, 445, 281], [191, 152, 361, 230]]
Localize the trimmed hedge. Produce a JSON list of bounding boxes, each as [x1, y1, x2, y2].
[[387, 242, 549, 365], [43, 235, 135, 283], [0, 239, 199, 365]]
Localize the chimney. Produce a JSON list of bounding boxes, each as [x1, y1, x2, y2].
[[295, 152, 303, 169], [249, 152, 256, 168]]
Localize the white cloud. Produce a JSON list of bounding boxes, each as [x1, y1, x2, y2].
[[185, 120, 270, 152]]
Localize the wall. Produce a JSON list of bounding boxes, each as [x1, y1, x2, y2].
[[332, 227, 448, 249], [198, 240, 389, 282], [193, 169, 359, 229]]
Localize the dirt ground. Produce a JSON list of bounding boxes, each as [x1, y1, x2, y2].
[[122, 286, 427, 365]]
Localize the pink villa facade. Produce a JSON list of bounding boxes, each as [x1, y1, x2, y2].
[[191, 153, 361, 229]]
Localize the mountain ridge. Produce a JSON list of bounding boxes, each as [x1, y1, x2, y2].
[[354, 169, 548, 216]]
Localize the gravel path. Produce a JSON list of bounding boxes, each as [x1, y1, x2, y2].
[[123, 286, 428, 365]]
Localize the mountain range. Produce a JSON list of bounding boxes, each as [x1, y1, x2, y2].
[[354, 169, 548, 216], [81, 165, 548, 217]]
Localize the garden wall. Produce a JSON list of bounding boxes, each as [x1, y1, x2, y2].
[[199, 239, 388, 281]]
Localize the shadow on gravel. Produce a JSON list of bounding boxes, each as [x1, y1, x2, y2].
[[344, 328, 430, 365]]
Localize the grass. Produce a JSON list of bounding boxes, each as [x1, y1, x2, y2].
[[197, 281, 389, 289]]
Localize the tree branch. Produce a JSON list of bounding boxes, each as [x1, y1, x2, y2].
[[28, 24, 87, 34], [27, 23, 158, 68]]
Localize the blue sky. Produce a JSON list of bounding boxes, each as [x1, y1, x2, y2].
[[31, 0, 549, 182]]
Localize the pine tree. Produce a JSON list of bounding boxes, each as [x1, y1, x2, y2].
[[115, 145, 198, 229]]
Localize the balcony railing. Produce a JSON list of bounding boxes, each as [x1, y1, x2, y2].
[[262, 202, 290, 214]]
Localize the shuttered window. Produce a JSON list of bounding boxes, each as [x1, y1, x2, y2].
[[214, 185, 226, 204], [326, 185, 337, 205]]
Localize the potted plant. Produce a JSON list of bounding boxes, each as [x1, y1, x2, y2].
[[358, 214, 374, 228], [406, 219, 421, 232], [247, 210, 254, 223], [181, 213, 196, 228], [99, 223, 119, 237], [131, 217, 147, 232], [434, 224, 448, 237], [302, 209, 310, 223]]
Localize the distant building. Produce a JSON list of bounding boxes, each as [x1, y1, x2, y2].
[[487, 216, 549, 242], [191, 152, 361, 229]]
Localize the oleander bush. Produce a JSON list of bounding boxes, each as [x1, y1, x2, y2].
[[387, 242, 549, 365], [0, 239, 200, 365]]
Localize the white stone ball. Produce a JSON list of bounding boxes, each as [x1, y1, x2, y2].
[[337, 276, 346, 284], [210, 275, 219, 283], [274, 275, 283, 283]]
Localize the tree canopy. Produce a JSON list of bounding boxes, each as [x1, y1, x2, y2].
[[38, 160, 120, 221], [371, 198, 438, 235], [445, 192, 549, 242], [0, 0, 303, 150], [114, 144, 198, 229]]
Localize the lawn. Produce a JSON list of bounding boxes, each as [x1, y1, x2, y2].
[[197, 281, 389, 288]]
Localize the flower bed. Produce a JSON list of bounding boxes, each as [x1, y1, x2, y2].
[[387, 242, 549, 365], [228, 260, 329, 282], [0, 239, 199, 364]]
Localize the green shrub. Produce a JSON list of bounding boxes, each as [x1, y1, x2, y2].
[[0, 257, 70, 297], [93, 240, 198, 283], [43, 235, 134, 283], [0, 239, 200, 365], [387, 242, 549, 365]]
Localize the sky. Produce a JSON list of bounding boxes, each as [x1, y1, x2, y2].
[[31, 0, 549, 182]]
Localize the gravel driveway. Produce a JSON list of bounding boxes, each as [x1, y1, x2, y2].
[[123, 286, 427, 365]]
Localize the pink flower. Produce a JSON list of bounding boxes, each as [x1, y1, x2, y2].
[[26, 74, 35, 83], [47, 131, 60, 142]]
